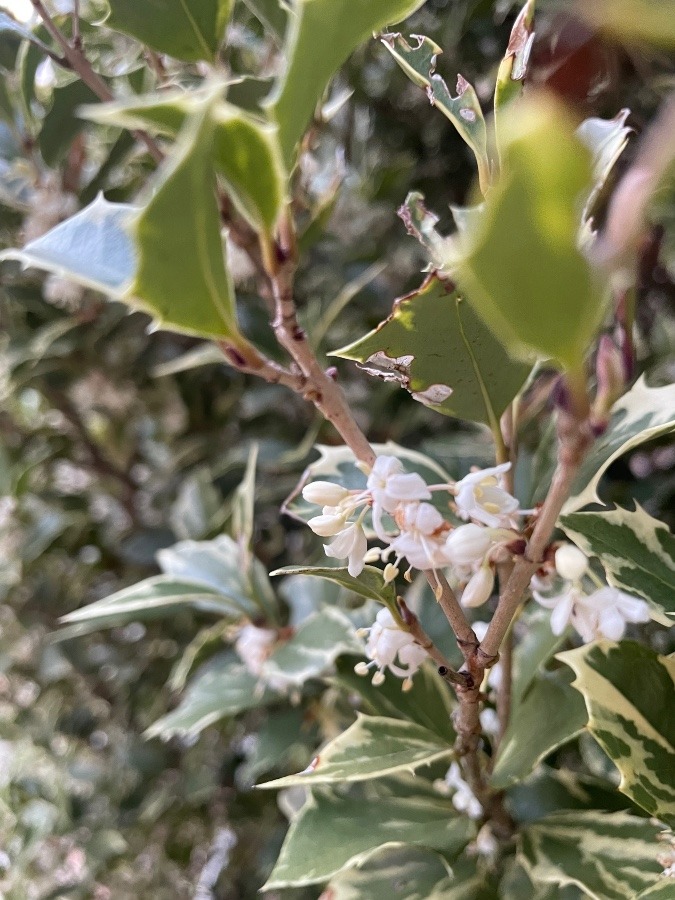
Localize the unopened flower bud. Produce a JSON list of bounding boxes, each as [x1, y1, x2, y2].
[[461, 566, 495, 608], [307, 512, 346, 537], [555, 544, 588, 581], [302, 480, 350, 506], [444, 523, 492, 567]]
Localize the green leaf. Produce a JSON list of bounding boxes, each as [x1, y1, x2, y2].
[[455, 95, 603, 372], [563, 377, 675, 513], [131, 102, 243, 341], [561, 505, 675, 618], [577, 110, 632, 224], [284, 441, 455, 530], [0, 195, 137, 296], [0, 12, 56, 58], [82, 92, 287, 234], [333, 273, 530, 427], [494, 1, 536, 135], [578, 0, 675, 48], [559, 641, 675, 826], [491, 671, 587, 789], [326, 845, 477, 900], [381, 33, 490, 194], [266, 0, 426, 166], [59, 575, 246, 629], [636, 883, 675, 899], [259, 714, 453, 789], [333, 656, 456, 743], [262, 778, 474, 889], [105, 0, 233, 62], [518, 810, 664, 899], [263, 607, 361, 687], [271, 565, 396, 608], [145, 653, 278, 739], [39, 79, 99, 167], [511, 608, 567, 705]]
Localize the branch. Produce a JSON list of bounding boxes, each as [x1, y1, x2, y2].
[[30, 0, 163, 164], [430, 571, 476, 656]]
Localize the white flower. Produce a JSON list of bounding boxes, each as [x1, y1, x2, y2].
[[355, 607, 427, 688], [454, 463, 519, 528], [235, 624, 277, 676], [460, 566, 495, 608], [474, 824, 499, 858], [302, 480, 351, 506], [323, 522, 368, 577], [554, 543, 588, 581], [444, 523, 493, 568], [367, 455, 431, 539], [534, 584, 650, 642], [443, 762, 483, 819], [479, 707, 500, 737], [388, 501, 449, 571]]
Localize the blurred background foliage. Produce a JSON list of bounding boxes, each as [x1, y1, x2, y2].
[[0, 0, 673, 896]]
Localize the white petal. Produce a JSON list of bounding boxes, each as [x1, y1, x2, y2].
[[549, 591, 575, 635], [598, 606, 627, 641], [385, 472, 431, 501], [308, 513, 345, 537], [461, 567, 495, 608]]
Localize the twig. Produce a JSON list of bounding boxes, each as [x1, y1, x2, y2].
[[430, 571, 476, 656], [30, 0, 164, 164], [216, 340, 307, 393], [496, 624, 513, 748], [397, 596, 462, 676], [71, 0, 80, 49]]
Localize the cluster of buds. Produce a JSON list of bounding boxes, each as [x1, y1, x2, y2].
[[533, 543, 650, 643], [303, 455, 523, 603]]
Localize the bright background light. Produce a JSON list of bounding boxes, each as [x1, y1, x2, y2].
[[0, 1, 34, 22]]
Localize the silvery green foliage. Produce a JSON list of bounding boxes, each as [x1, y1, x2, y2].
[[0, 0, 674, 897]]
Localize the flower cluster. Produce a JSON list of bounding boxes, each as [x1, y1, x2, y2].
[[532, 543, 650, 643], [354, 607, 427, 689], [303, 455, 522, 598]]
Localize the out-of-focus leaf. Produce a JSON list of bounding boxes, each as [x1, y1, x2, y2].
[[563, 377, 675, 513], [82, 93, 287, 234], [266, 0, 426, 165], [106, 0, 233, 62], [271, 565, 396, 609], [491, 671, 587, 789], [577, 110, 632, 223], [263, 607, 361, 687], [381, 32, 490, 193], [151, 344, 226, 376], [145, 653, 278, 739], [578, 0, 675, 48], [231, 443, 258, 556], [561, 505, 675, 618], [518, 810, 663, 899], [636, 883, 675, 899], [333, 273, 530, 426], [511, 608, 567, 705], [455, 95, 603, 372], [259, 714, 452, 788], [334, 657, 455, 743], [507, 767, 634, 825], [0, 13, 56, 58], [169, 467, 225, 540], [39, 79, 98, 167], [559, 641, 675, 826], [262, 778, 474, 889]]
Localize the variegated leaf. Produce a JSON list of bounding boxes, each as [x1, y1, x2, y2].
[[563, 377, 675, 513], [559, 641, 675, 826], [519, 810, 664, 899], [381, 33, 490, 193], [561, 505, 675, 618], [258, 714, 453, 788]]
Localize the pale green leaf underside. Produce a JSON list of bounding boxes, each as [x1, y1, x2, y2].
[[492, 672, 587, 789], [559, 641, 675, 826], [577, 109, 632, 221], [561, 505, 675, 617], [259, 714, 453, 788], [106, 0, 233, 62], [271, 565, 396, 608], [145, 655, 278, 739], [262, 778, 474, 889], [333, 273, 530, 426], [563, 377, 675, 513], [381, 33, 490, 192], [519, 810, 664, 900], [82, 92, 287, 233], [455, 96, 603, 371], [266, 0, 426, 165]]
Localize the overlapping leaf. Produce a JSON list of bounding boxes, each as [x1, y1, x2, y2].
[[561, 505, 675, 617], [578, 0, 675, 48], [559, 641, 675, 826], [262, 777, 474, 889], [577, 109, 632, 223], [106, 0, 233, 61], [455, 95, 604, 372], [266, 0, 426, 165], [333, 273, 530, 426], [518, 810, 664, 899], [563, 377, 675, 513], [494, 1, 536, 139], [381, 32, 490, 193]]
